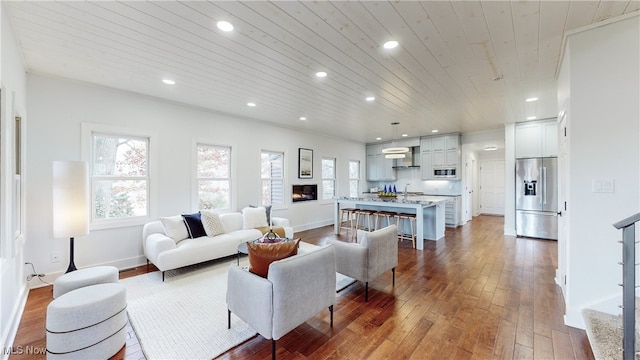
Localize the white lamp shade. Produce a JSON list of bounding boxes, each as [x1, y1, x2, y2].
[[53, 161, 90, 238]]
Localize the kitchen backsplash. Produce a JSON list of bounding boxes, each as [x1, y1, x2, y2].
[[368, 168, 462, 196]]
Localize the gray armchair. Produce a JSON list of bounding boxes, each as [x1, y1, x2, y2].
[[328, 224, 398, 301], [226, 245, 336, 359]]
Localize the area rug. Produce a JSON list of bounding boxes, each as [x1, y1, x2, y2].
[[122, 244, 355, 359], [121, 258, 257, 360]]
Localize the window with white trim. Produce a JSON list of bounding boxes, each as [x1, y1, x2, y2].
[[89, 131, 149, 225], [322, 157, 336, 200], [261, 151, 284, 205], [349, 160, 360, 198], [197, 144, 231, 210]]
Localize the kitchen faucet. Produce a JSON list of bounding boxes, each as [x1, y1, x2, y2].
[[403, 184, 409, 199]]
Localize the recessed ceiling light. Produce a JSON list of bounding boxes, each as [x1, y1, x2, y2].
[[365, 96, 375, 102], [299, 117, 307, 121], [431, 129, 439, 133], [315, 71, 327, 78], [162, 79, 175, 85], [527, 116, 537, 120], [383, 40, 398, 49], [526, 97, 539, 102], [402, 134, 408, 137], [247, 102, 256, 107], [484, 146, 498, 151], [217, 21, 234, 32], [376, 137, 382, 141]]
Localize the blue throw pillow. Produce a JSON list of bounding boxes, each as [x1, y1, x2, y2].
[[182, 212, 207, 239]]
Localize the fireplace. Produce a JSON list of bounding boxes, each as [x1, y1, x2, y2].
[[292, 184, 317, 202]]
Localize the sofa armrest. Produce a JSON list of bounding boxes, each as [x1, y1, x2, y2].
[[270, 217, 289, 227], [144, 233, 176, 264], [227, 265, 274, 339], [326, 239, 367, 281]]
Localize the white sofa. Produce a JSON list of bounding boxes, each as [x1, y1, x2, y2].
[[142, 212, 293, 280]]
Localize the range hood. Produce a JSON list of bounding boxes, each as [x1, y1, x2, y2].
[[392, 147, 420, 168]]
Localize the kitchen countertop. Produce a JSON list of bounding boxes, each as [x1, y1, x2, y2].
[[335, 196, 454, 206]]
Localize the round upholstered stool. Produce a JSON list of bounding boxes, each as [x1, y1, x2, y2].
[[46, 283, 127, 360], [53, 266, 119, 298]]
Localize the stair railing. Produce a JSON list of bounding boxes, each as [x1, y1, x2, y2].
[[614, 212, 640, 360]]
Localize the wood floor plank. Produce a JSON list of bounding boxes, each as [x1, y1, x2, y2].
[[10, 216, 595, 360]]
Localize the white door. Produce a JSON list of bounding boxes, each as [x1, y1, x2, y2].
[[557, 112, 569, 297], [479, 160, 505, 215], [462, 155, 474, 223]]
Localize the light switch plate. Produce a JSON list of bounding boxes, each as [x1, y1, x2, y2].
[[592, 179, 615, 193]]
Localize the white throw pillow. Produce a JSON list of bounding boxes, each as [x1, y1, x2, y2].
[[200, 210, 226, 236], [242, 207, 268, 229], [159, 215, 189, 242]]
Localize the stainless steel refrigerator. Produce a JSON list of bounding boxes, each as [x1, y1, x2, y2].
[[516, 157, 558, 240]]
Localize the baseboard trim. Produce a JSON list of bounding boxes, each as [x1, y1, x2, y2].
[[28, 255, 147, 289], [1, 283, 29, 360]]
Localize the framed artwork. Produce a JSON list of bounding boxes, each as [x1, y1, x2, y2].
[[298, 148, 313, 179]]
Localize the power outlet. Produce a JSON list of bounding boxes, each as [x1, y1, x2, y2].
[[51, 252, 62, 263]]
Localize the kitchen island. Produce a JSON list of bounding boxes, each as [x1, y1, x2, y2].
[[334, 196, 451, 250]]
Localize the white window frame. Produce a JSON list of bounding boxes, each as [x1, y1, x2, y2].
[[194, 142, 232, 211], [261, 150, 285, 207], [81, 123, 157, 230], [349, 160, 360, 198], [321, 157, 336, 202]]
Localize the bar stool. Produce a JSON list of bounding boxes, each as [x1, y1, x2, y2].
[[396, 213, 416, 249], [354, 209, 376, 232], [339, 208, 357, 238], [374, 211, 397, 230]]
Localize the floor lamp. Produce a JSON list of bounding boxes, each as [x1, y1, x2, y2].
[[53, 161, 89, 273]]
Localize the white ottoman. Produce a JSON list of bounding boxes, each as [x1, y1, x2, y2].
[[53, 266, 119, 298], [46, 283, 127, 360]]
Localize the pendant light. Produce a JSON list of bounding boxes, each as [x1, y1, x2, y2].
[[382, 122, 409, 158]]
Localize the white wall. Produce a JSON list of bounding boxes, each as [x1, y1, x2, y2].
[[559, 14, 640, 328], [24, 74, 365, 285], [0, 3, 28, 356]]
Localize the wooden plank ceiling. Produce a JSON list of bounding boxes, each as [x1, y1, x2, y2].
[[4, 1, 638, 143]]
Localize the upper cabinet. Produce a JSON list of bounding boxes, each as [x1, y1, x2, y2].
[[421, 133, 460, 179], [366, 144, 396, 181], [515, 120, 558, 158]]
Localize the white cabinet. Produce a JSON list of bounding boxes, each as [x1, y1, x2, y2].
[[421, 133, 460, 179], [366, 144, 396, 181], [445, 196, 461, 227], [515, 120, 558, 158], [420, 138, 432, 180], [542, 121, 558, 157]]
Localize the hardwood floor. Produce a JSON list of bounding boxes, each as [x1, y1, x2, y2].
[[11, 215, 594, 360]]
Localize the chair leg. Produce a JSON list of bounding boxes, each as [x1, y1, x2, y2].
[[329, 305, 334, 327], [162, 271, 165, 282], [228, 309, 231, 329], [392, 267, 396, 285], [272, 339, 276, 360], [365, 282, 369, 302]]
